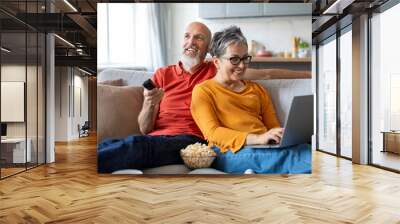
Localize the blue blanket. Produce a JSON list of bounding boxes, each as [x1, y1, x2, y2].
[[211, 143, 312, 174]]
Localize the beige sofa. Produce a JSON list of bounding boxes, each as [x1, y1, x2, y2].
[[97, 68, 312, 174]]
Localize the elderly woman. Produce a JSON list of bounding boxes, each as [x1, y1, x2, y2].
[[191, 26, 311, 174]]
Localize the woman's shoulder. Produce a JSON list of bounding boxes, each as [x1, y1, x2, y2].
[[192, 80, 219, 103], [244, 80, 266, 90], [194, 79, 216, 91], [244, 81, 272, 98]]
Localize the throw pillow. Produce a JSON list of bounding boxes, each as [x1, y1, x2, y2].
[[98, 78, 124, 86], [97, 84, 144, 143]]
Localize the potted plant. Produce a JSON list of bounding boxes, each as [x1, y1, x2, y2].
[[298, 41, 310, 58]]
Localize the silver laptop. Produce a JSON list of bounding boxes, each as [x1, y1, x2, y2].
[[250, 95, 314, 148]]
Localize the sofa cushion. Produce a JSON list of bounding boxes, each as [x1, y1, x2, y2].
[[98, 78, 124, 86], [97, 84, 144, 143], [142, 164, 191, 174], [256, 79, 311, 125], [110, 166, 226, 175], [188, 168, 226, 174], [112, 169, 143, 174], [98, 69, 153, 86]]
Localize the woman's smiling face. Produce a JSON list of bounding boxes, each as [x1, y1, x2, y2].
[[216, 42, 250, 83]]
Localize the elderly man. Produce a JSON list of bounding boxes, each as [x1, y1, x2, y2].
[[97, 22, 310, 173]]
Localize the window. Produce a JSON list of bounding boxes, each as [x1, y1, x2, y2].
[[390, 74, 400, 130], [97, 3, 164, 71], [371, 2, 400, 171], [317, 36, 337, 155], [0, 2, 46, 179], [98, 4, 139, 68], [339, 28, 352, 158]]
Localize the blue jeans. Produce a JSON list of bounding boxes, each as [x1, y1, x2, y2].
[[211, 144, 312, 174], [97, 135, 206, 173]]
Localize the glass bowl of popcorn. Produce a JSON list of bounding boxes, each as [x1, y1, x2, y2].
[[180, 143, 217, 169]]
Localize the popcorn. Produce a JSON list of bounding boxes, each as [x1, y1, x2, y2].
[[180, 143, 216, 169]]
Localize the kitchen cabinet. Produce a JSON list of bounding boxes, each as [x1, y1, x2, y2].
[[226, 3, 263, 17], [263, 3, 311, 16], [198, 4, 226, 19], [199, 3, 311, 19]]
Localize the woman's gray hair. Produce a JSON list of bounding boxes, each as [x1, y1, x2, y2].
[[209, 26, 248, 57]]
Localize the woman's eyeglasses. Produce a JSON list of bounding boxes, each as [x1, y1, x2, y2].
[[221, 55, 252, 65]]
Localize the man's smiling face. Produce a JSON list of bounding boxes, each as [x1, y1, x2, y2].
[[180, 22, 211, 70]]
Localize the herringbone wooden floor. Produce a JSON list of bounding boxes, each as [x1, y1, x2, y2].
[[1, 135, 400, 224]]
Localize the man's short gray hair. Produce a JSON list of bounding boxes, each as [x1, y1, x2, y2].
[[209, 26, 248, 58]]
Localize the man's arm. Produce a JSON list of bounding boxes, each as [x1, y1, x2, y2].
[[138, 103, 159, 135], [243, 68, 311, 80], [138, 88, 163, 134]]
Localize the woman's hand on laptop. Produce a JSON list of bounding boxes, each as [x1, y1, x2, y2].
[[262, 127, 284, 144], [246, 127, 284, 145]]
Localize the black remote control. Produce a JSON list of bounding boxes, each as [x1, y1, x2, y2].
[[143, 79, 156, 90]]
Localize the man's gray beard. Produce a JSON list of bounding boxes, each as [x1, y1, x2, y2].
[[180, 53, 201, 72]]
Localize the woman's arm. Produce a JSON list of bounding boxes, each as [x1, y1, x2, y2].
[[246, 133, 264, 145], [243, 68, 311, 80], [247, 84, 283, 145], [246, 129, 284, 145], [258, 85, 281, 129]]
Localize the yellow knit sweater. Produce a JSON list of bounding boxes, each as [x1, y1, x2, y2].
[[191, 79, 280, 153]]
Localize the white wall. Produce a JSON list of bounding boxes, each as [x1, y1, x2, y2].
[[76, 74, 89, 124], [72, 73, 89, 138], [55, 67, 68, 141], [55, 67, 89, 141], [1, 65, 37, 137], [1, 64, 46, 164], [166, 3, 311, 65]]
